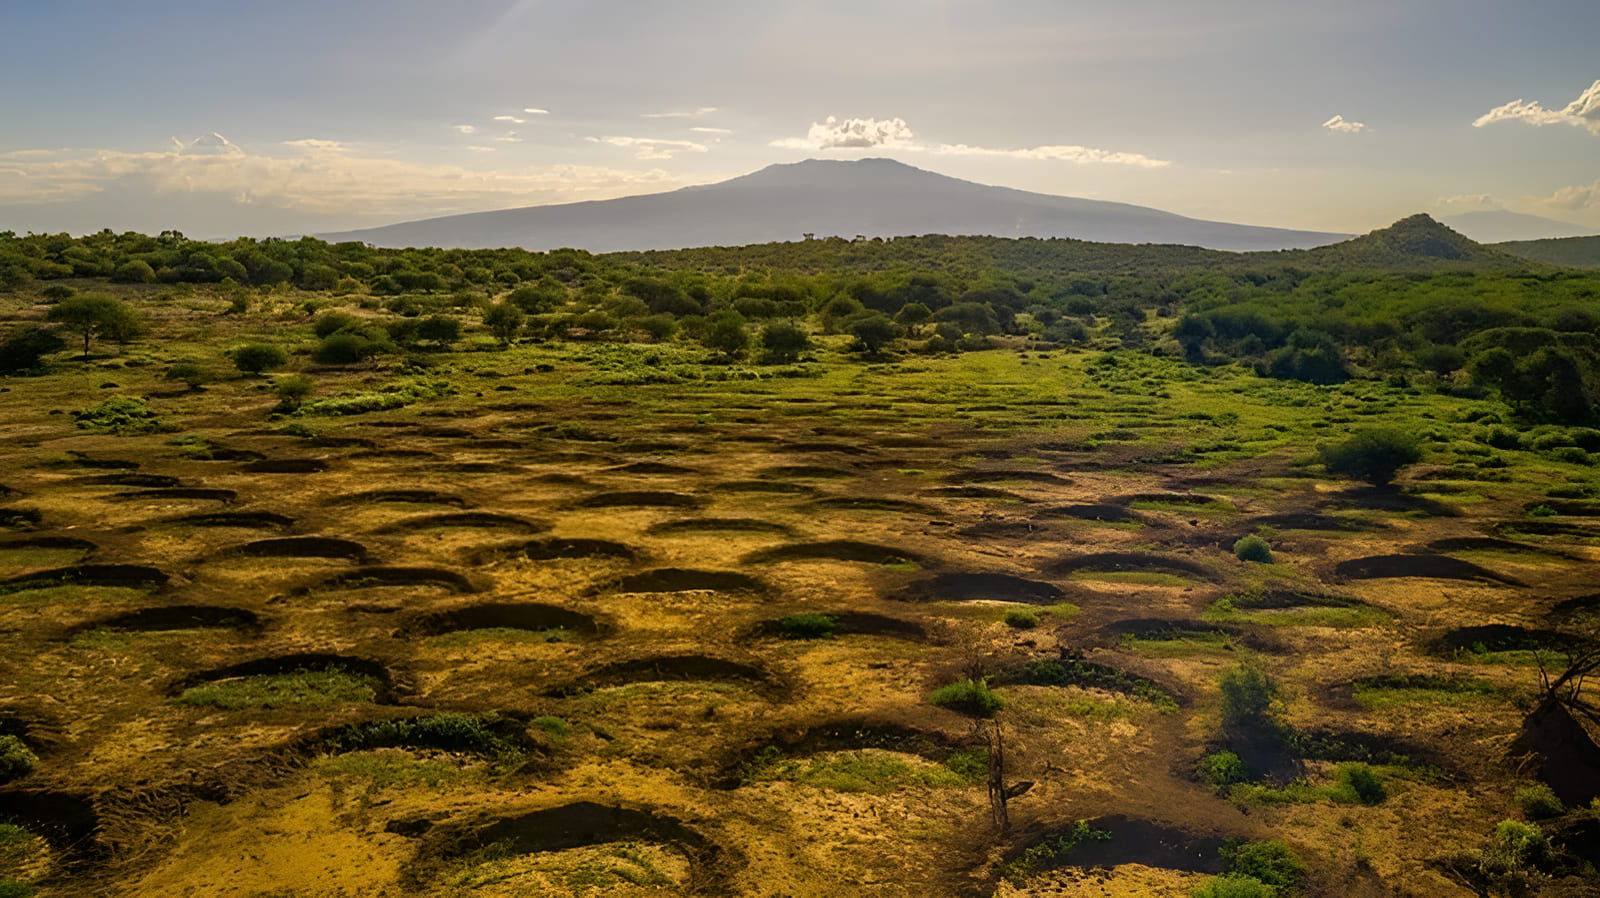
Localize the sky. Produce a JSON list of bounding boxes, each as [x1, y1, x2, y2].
[[1, 0, 1597, 239]]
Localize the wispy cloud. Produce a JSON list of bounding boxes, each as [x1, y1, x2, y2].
[[642, 106, 718, 119], [454, 124, 477, 134], [689, 127, 732, 134], [0, 135, 685, 218], [1475, 79, 1600, 135], [1531, 179, 1600, 213], [492, 134, 522, 143], [1436, 193, 1498, 211], [589, 136, 709, 159], [771, 116, 915, 150], [1322, 115, 1367, 133], [465, 146, 495, 153], [523, 107, 550, 115], [494, 115, 526, 124], [933, 143, 1169, 168], [771, 116, 1169, 167]]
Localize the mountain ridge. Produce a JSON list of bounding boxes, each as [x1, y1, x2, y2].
[[319, 158, 1349, 253]]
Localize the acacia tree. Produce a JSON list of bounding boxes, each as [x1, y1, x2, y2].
[[483, 303, 524, 346], [45, 295, 143, 359]]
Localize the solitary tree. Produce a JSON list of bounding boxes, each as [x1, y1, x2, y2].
[[417, 314, 462, 348], [1318, 428, 1423, 487], [230, 342, 288, 375], [759, 321, 809, 363], [702, 310, 749, 358], [483, 302, 525, 346], [46, 294, 143, 359], [847, 313, 898, 354]]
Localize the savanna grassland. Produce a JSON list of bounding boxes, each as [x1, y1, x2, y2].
[[1, 220, 1600, 898]]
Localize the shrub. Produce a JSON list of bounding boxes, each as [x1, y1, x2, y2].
[[1225, 839, 1307, 887], [1198, 750, 1245, 786], [416, 314, 462, 346], [702, 310, 748, 357], [112, 259, 156, 283], [1219, 662, 1279, 731], [0, 735, 37, 781], [1494, 820, 1551, 869], [759, 321, 810, 363], [71, 397, 164, 433], [0, 325, 64, 373], [1004, 609, 1039, 629], [1337, 763, 1387, 804], [1192, 874, 1276, 898], [1232, 535, 1273, 564], [313, 332, 379, 365], [776, 613, 841, 640], [999, 821, 1113, 884], [164, 362, 206, 388], [928, 679, 1005, 718], [313, 311, 362, 338], [230, 342, 287, 375], [1515, 783, 1564, 820], [531, 716, 570, 741], [483, 302, 525, 345], [274, 374, 316, 410], [847, 313, 898, 353], [1318, 428, 1422, 486]]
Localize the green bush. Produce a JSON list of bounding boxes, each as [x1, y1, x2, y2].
[[1232, 535, 1273, 564], [1494, 820, 1551, 869], [230, 342, 287, 375], [313, 311, 362, 338], [322, 712, 521, 758], [1224, 839, 1306, 887], [417, 315, 461, 346], [759, 321, 810, 363], [1004, 609, 1040, 629], [0, 325, 65, 373], [776, 613, 841, 640], [1197, 750, 1245, 786], [1337, 763, 1387, 804], [71, 397, 164, 434], [164, 362, 206, 388], [1515, 783, 1564, 820], [274, 374, 316, 410], [1318, 428, 1422, 486], [313, 332, 380, 365], [0, 735, 37, 781], [928, 679, 1005, 718], [1219, 662, 1279, 731], [1192, 874, 1276, 898]]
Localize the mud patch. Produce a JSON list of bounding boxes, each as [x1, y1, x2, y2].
[[953, 470, 1072, 486], [1422, 537, 1574, 559], [69, 605, 261, 635], [715, 718, 968, 787], [167, 511, 294, 530], [609, 462, 697, 476], [241, 458, 329, 474], [0, 789, 103, 864], [404, 603, 600, 638], [605, 569, 766, 595], [0, 508, 43, 530], [564, 655, 779, 693], [573, 491, 703, 509], [301, 566, 479, 594], [416, 802, 730, 894], [1038, 504, 1141, 524], [923, 486, 1029, 501], [1333, 554, 1520, 585], [111, 488, 236, 503], [1002, 815, 1228, 878], [229, 536, 369, 561], [1431, 624, 1591, 657], [339, 489, 468, 508], [760, 466, 855, 480], [1249, 512, 1385, 532], [648, 519, 793, 536], [379, 512, 549, 534], [753, 611, 926, 641], [473, 538, 638, 563], [75, 473, 181, 489], [808, 497, 935, 514], [171, 653, 398, 702], [709, 481, 818, 495], [1048, 552, 1213, 581], [0, 564, 169, 595], [743, 541, 920, 565], [892, 573, 1065, 605]]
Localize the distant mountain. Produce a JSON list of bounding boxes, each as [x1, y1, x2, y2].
[[1276, 214, 1533, 270], [1495, 235, 1600, 269], [320, 158, 1348, 253], [1440, 210, 1596, 243]]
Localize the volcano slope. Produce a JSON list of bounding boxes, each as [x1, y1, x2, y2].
[[2, 314, 1599, 897]]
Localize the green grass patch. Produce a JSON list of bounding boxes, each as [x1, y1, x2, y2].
[[1351, 675, 1498, 711], [426, 627, 572, 648], [175, 668, 380, 710], [745, 747, 985, 793], [313, 751, 483, 790], [0, 547, 93, 570], [1069, 570, 1194, 587], [1120, 629, 1233, 657]]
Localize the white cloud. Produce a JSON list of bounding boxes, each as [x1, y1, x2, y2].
[[492, 134, 523, 143], [933, 143, 1170, 168], [173, 132, 243, 155], [770, 116, 1168, 167], [1436, 193, 1498, 211], [771, 116, 916, 150], [590, 136, 708, 159], [1475, 79, 1600, 135], [0, 137, 685, 218], [494, 115, 525, 124], [1322, 115, 1367, 133], [1531, 179, 1600, 212], [454, 124, 477, 134], [465, 146, 496, 152], [523, 107, 550, 115], [642, 106, 718, 118], [689, 127, 732, 134]]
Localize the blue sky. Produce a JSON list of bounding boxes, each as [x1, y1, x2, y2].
[[2, 0, 1597, 237]]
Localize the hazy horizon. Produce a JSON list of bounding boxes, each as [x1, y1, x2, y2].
[[2, 1, 1597, 239]]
